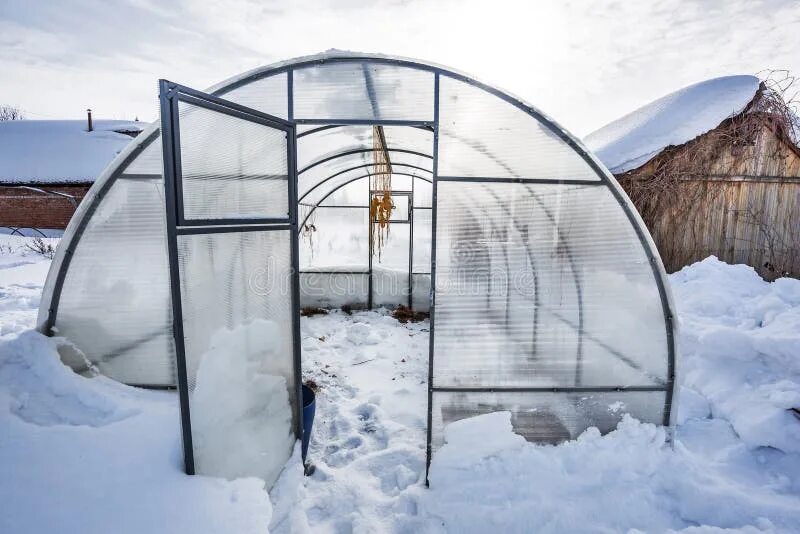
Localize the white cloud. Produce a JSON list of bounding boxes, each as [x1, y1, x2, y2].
[[1, 0, 798, 133]]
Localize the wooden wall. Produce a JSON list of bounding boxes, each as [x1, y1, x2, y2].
[[646, 177, 799, 279], [621, 122, 800, 280]]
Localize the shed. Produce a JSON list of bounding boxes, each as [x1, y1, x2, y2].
[[0, 119, 143, 232], [586, 75, 800, 280]]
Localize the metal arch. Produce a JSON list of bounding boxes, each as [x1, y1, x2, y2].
[[300, 173, 432, 228], [297, 123, 433, 138], [208, 55, 676, 414], [299, 147, 432, 175], [299, 162, 432, 202], [41, 51, 676, 429]]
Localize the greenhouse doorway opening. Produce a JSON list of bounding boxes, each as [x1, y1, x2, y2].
[[298, 124, 433, 311], [40, 53, 677, 491]]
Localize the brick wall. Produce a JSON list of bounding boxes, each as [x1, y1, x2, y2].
[[0, 184, 91, 230]]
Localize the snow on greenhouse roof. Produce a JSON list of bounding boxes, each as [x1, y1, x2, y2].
[[0, 120, 143, 184], [585, 75, 761, 173]]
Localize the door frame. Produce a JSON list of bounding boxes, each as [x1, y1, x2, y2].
[[159, 79, 302, 475]]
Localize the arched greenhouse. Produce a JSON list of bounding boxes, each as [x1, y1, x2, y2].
[[37, 52, 677, 486]]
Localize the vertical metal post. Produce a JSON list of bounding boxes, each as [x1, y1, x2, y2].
[[408, 176, 414, 309], [287, 70, 304, 443], [367, 178, 374, 309], [159, 79, 196, 475], [425, 73, 440, 485]]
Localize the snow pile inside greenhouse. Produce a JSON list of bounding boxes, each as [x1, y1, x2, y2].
[[1, 235, 799, 533], [0, 119, 143, 183], [190, 320, 294, 488], [585, 75, 761, 173]]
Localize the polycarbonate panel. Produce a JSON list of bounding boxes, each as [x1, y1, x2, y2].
[[300, 207, 369, 269], [437, 76, 600, 180], [218, 73, 288, 119], [299, 272, 369, 309], [375, 194, 409, 222], [301, 166, 371, 206], [293, 62, 434, 120], [177, 230, 295, 488], [412, 208, 432, 272], [373, 224, 410, 308], [297, 124, 431, 172], [431, 390, 666, 450], [178, 101, 289, 221], [413, 179, 432, 207], [319, 178, 368, 207], [297, 125, 372, 170], [299, 151, 371, 198], [54, 177, 175, 385], [411, 273, 431, 311], [382, 126, 433, 155], [432, 181, 669, 388], [123, 133, 162, 176]]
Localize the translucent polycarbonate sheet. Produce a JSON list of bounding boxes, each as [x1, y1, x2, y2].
[[412, 208, 432, 272], [177, 101, 289, 221], [299, 151, 372, 198], [54, 177, 175, 385], [299, 272, 369, 309], [432, 181, 669, 388], [411, 274, 431, 311], [297, 125, 373, 170], [373, 223, 409, 271], [318, 178, 368, 207], [297, 124, 431, 170], [177, 230, 295, 488], [382, 126, 433, 156], [218, 73, 288, 120], [377, 194, 409, 222], [373, 224, 410, 308], [123, 133, 163, 176], [413, 179, 432, 207], [301, 166, 372, 206], [430, 390, 667, 450], [300, 207, 369, 269], [293, 62, 434, 120], [437, 76, 600, 181]]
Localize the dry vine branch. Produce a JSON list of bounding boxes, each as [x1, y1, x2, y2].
[[616, 72, 800, 278]]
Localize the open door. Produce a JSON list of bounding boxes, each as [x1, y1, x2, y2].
[[159, 80, 300, 489]]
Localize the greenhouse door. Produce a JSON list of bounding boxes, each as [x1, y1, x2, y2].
[[159, 80, 301, 488]]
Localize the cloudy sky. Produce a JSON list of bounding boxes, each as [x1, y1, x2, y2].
[[1, 0, 799, 135]]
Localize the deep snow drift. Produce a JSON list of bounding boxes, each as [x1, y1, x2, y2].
[[1, 234, 799, 533]]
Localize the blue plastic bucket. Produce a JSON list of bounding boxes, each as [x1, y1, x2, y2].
[[301, 385, 316, 461]]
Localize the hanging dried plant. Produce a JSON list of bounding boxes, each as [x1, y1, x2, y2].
[[370, 125, 394, 260], [300, 204, 317, 258]]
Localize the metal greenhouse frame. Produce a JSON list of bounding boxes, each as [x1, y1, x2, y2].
[[37, 52, 677, 487]]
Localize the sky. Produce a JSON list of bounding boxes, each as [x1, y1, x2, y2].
[[1, 0, 799, 136]]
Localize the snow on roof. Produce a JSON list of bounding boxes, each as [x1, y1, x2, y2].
[[585, 75, 761, 174], [0, 120, 144, 184]]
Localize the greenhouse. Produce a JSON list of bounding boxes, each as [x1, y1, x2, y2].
[[36, 52, 677, 486]]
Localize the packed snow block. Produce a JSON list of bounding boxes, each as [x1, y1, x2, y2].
[[437, 411, 526, 469], [299, 271, 369, 309], [190, 320, 295, 489]]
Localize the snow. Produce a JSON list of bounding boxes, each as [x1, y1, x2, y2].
[[585, 75, 761, 173], [0, 119, 143, 184], [1, 236, 799, 533], [190, 320, 295, 489]]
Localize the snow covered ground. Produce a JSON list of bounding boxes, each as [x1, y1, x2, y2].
[[1, 233, 799, 533]]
